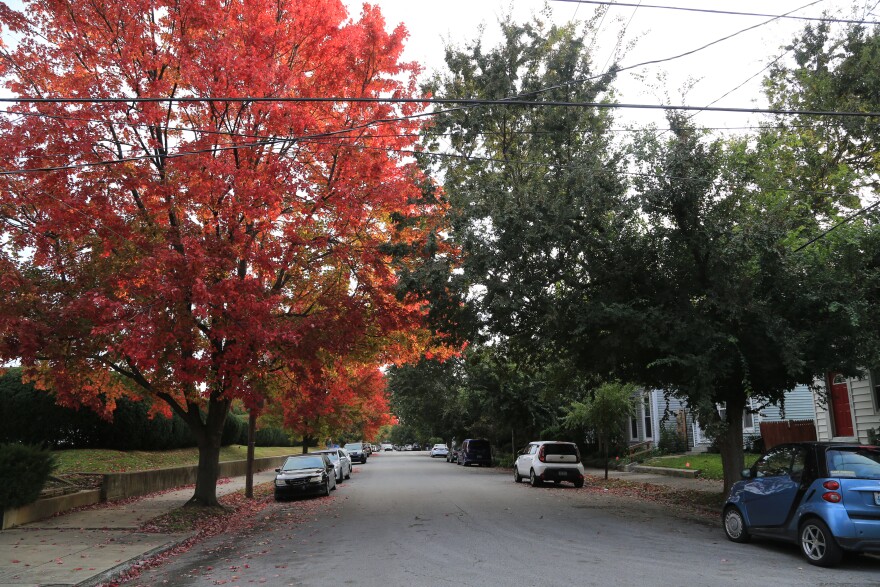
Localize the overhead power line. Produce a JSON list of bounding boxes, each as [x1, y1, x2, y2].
[[2, 97, 879, 118], [550, 0, 876, 25]]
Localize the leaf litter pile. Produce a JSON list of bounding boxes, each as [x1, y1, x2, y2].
[[581, 476, 725, 520]]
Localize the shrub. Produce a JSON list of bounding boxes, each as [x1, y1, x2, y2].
[[493, 452, 515, 468], [0, 443, 56, 509], [658, 424, 687, 454]]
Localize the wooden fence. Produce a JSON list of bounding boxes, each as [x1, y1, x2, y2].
[[759, 419, 817, 450]]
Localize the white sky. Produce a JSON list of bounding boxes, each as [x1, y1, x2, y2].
[[343, 0, 873, 131]]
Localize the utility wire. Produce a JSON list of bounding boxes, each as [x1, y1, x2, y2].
[[792, 200, 880, 252], [1, 97, 878, 118], [550, 0, 873, 25]]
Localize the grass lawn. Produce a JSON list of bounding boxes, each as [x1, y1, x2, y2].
[[641, 452, 761, 480], [53, 445, 304, 474]]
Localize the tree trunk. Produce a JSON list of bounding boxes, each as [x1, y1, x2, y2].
[[185, 397, 229, 507], [718, 395, 746, 495], [245, 407, 257, 499], [603, 435, 609, 480]]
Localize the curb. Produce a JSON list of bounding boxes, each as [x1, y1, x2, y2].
[[76, 532, 194, 587], [630, 465, 701, 478]]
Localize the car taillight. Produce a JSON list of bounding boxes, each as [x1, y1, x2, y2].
[[538, 446, 545, 463], [823, 480, 840, 491], [822, 492, 842, 503]]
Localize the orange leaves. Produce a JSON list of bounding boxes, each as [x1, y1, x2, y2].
[[0, 0, 452, 436]]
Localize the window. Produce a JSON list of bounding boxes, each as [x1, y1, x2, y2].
[[754, 445, 804, 478], [630, 413, 639, 440], [643, 395, 653, 439], [872, 369, 880, 414]]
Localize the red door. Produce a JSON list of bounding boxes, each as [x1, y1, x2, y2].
[[828, 373, 854, 437]]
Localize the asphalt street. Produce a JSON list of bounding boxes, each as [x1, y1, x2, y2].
[[125, 451, 880, 586]]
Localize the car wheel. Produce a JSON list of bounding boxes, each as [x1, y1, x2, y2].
[[345, 467, 351, 480], [722, 506, 751, 544], [514, 466, 522, 483], [323, 479, 331, 497], [529, 469, 542, 487], [573, 479, 584, 489], [800, 518, 843, 567]]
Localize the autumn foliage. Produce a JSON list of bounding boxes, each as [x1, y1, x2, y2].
[[0, 0, 452, 505]]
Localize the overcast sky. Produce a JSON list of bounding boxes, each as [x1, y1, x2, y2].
[[342, 0, 875, 131]]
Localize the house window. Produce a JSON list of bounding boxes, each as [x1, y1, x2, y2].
[[631, 412, 639, 440], [643, 395, 653, 439], [872, 369, 880, 414]]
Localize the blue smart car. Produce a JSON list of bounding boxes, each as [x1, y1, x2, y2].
[[722, 442, 880, 566]]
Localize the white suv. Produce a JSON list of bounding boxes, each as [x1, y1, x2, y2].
[[514, 441, 585, 488]]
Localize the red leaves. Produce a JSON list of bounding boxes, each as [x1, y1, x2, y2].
[[0, 0, 454, 444]]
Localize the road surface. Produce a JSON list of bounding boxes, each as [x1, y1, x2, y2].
[[125, 450, 879, 586]]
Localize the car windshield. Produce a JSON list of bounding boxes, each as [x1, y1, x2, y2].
[[434, 444, 447, 449], [282, 456, 325, 471], [544, 443, 578, 456], [321, 452, 339, 462], [344, 443, 362, 450], [468, 440, 489, 449], [826, 448, 880, 479]]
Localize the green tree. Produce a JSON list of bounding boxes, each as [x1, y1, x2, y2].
[[563, 381, 635, 479]]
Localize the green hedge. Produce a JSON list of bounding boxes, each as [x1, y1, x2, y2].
[[0, 371, 294, 450], [0, 443, 56, 509]]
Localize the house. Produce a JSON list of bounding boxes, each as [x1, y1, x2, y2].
[[812, 372, 880, 443], [628, 386, 817, 451]]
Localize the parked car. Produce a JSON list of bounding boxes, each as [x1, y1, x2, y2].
[[722, 442, 880, 567], [344, 442, 369, 464], [274, 454, 337, 500], [457, 438, 492, 467], [514, 440, 585, 488], [412, 443, 421, 451], [381, 443, 393, 451], [430, 444, 449, 458], [311, 448, 352, 483], [371, 444, 379, 453], [364, 443, 373, 456], [404, 443, 413, 451]]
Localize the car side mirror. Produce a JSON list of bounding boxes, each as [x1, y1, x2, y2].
[[275, 468, 280, 472], [741, 468, 752, 479]]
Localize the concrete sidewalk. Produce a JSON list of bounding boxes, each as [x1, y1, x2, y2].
[[0, 469, 277, 587]]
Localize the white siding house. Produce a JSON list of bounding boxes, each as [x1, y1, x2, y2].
[[813, 373, 880, 443], [634, 386, 817, 450]]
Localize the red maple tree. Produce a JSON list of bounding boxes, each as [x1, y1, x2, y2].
[[0, 0, 451, 505]]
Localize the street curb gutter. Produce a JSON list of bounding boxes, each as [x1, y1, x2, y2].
[[630, 465, 701, 478], [75, 532, 194, 587]]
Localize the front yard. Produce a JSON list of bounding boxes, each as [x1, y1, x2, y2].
[[641, 453, 761, 480]]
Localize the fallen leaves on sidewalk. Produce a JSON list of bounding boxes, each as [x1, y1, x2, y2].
[[99, 484, 276, 586]]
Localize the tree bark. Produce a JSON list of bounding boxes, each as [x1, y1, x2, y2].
[[603, 435, 609, 480], [185, 397, 229, 507], [718, 394, 746, 495], [245, 407, 257, 498]]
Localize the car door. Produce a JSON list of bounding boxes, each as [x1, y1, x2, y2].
[[516, 444, 537, 476], [741, 445, 807, 527]]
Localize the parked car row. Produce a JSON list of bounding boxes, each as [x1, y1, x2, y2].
[[274, 442, 372, 501], [444, 438, 493, 467]]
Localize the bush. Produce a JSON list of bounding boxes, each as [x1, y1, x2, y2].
[[658, 424, 687, 454], [0, 443, 56, 509], [493, 452, 514, 468]]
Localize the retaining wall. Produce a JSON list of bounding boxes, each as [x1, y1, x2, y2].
[[2, 455, 289, 529]]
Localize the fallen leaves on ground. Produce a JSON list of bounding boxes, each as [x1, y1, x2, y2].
[[98, 483, 278, 586], [582, 476, 725, 520]]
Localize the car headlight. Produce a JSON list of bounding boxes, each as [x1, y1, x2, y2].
[[275, 479, 285, 486], [309, 475, 323, 483]]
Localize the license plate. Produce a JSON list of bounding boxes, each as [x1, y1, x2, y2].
[[874, 492, 880, 506], [558, 471, 567, 477]]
